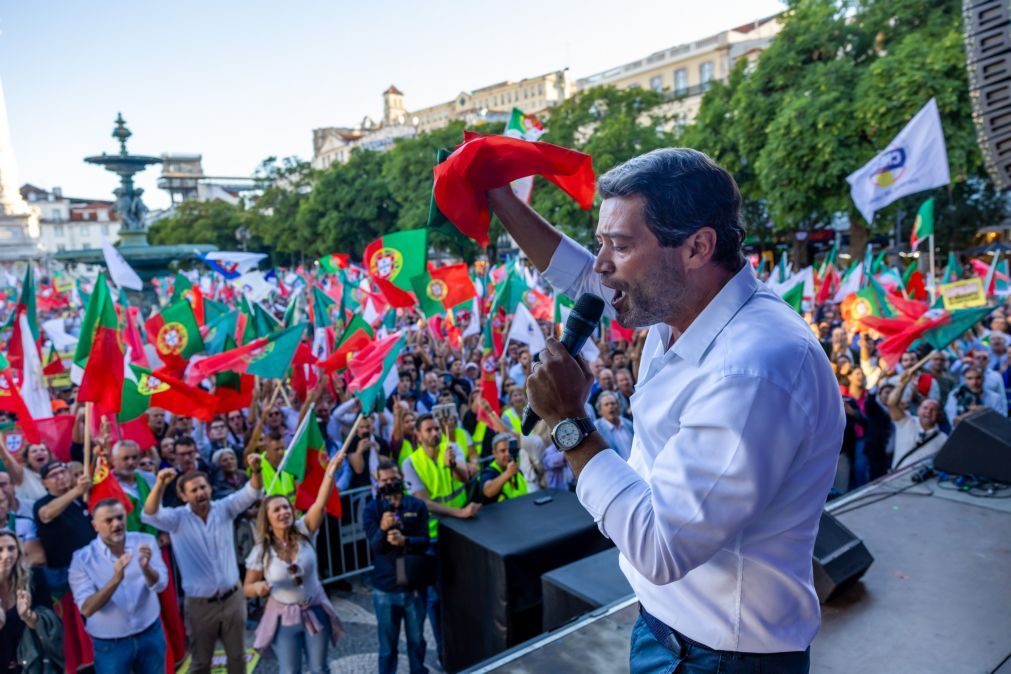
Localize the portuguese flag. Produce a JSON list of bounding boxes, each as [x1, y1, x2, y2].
[[75, 273, 124, 414], [347, 333, 405, 415], [185, 324, 306, 385], [317, 253, 350, 274], [310, 286, 338, 327], [202, 311, 239, 355], [0, 357, 40, 444], [89, 456, 132, 515], [363, 229, 428, 308], [281, 412, 343, 518], [318, 315, 375, 373], [145, 300, 205, 361], [119, 364, 216, 423]]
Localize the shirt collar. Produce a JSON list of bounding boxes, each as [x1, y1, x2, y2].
[[665, 263, 757, 365]]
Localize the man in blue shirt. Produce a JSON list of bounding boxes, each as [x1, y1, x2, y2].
[[363, 459, 431, 674]]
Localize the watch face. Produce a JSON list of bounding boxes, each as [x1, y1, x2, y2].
[[555, 420, 584, 449]]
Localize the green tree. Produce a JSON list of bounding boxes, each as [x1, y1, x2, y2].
[[148, 199, 253, 251], [246, 156, 314, 262]]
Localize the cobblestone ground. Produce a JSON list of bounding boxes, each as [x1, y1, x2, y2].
[[247, 576, 442, 673]]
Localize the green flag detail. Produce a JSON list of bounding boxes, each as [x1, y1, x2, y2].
[[910, 198, 934, 250]]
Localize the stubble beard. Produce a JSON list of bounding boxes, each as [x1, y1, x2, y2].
[[617, 261, 690, 329]]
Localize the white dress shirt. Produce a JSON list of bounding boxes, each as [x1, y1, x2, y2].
[[891, 416, 947, 469], [141, 481, 261, 597], [544, 235, 844, 653], [69, 532, 168, 639]]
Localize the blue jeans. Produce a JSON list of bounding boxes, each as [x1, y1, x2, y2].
[[271, 604, 330, 674], [851, 437, 870, 488], [630, 611, 810, 674], [92, 618, 166, 674], [373, 588, 428, 674]]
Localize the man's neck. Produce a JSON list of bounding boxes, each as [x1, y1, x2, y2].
[[605, 416, 620, 427], [189, 503, 210, 520], [422, 443, 439, 459], [664, 266, 739, 344], [104, 539, 125, 556], [115, 471, 136, 485]]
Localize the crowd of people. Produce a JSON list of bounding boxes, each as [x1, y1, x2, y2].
[[0, 254, 1008, 673]]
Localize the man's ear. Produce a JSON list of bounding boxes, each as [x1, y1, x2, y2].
[[682, 227, 718, 270]]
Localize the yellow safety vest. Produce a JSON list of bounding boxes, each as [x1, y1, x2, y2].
[[501, 408, 522, 434], [489, 461, 528, 502], [261, 457, 295, 500], [471, 422, 488, 455], [397, 439, 414, 468], [439, 428, 473, 460], [410, 446, 467, 540]]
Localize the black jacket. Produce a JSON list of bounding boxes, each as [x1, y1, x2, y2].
[[362, 494, 430, 592]]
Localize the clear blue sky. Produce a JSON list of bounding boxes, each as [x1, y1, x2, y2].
[[1, 0, 783, 209]]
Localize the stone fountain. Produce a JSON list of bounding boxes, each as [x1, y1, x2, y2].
[[53, 114, 216, 300]]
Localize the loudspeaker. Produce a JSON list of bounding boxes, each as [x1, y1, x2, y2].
[[965, 0, 1011, 189], [813, 510, 874, 603], [541, 547, 632, 631], [933, 408, 1011, 482], [438, 490, 613, 672]]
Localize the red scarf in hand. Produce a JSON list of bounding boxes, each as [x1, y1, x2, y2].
[[433, 131, 595, 246]]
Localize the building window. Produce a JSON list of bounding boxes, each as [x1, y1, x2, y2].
[[700, 61, 714, 89], [101, 224, 110, 235], [650, 75, 663, 92], [538, 84, 544, 95], [674, 68, 688, 95], [54, 224, 64, 237]]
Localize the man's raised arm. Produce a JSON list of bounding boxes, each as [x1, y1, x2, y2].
[[487, 186, 562, 272]]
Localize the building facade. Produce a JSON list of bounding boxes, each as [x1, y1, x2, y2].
[[21, 184, 120, 253]]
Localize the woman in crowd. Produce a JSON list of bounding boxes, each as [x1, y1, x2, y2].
[[244, 450, 346, 674], [211, 448, 248, 499], [0, 529, 63, 673], [11, 444, 54, 507]]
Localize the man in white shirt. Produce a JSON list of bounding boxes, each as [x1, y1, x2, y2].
[[69, 499, 167, 674], [593, 391, 634, 460], [142, 454, 264, 674], [489, 148, 843, 673], [887, 368, 947, 470]]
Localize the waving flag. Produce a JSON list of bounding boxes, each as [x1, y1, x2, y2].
[[363, 229, 427, 308], [120, 364, 216, 423], [347, 333, 405, 415], [145, 300, 205, 362], [200, 251, 266, 280], [186, 324, 305, 385], [74, 274, 124, 414], [101, 237, 143, 290], [847, 99, 950, 224]]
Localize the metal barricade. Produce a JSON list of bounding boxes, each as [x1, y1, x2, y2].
[[317, 485, 376, 584]]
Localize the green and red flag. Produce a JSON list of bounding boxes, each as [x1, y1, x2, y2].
[[89, 456, 133, 514], [119, 364, 216, 423], [202, 311, 239, 355], [923, 306, 994, 352], [553, 293, 575, 327], [145, 300, 205, 362], [318, 315, 376, 373], [317, 253, 350, 274], [781, 281, 804, 314], [347, 333, 405, 415], [4, 267, 39, 372], [202, 298, 229, 326], [0, 356, 40, 443], [310, 286, 338, 327], [910, 198, 934, 250], [901, 262, 928, 301], [74, 272, 124, 414], [185, 324, 306, 385], [941, 252, 964, 284], [409, 273, 446, 318], [282, 412, 343, 518], [363, 229, 428, 308], [170, 272, 193, 304]]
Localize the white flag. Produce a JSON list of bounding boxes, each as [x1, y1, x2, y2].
[[505, 302, 546, 356], [846, 98, 950, 224], [833, 265, 864, 302], [461, 299, 481, 339], [233, 271, 273, 302], [41, 318, 78, 351], [18, 313, 51, 419], [101, 237, 143, 290]]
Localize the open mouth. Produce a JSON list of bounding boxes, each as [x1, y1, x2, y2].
[[611, 289, 626, 310]]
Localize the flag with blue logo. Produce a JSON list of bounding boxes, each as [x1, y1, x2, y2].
[[846, 99, 950, 224]]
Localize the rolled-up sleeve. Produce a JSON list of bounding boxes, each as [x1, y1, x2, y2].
[[140, 504, 181, 533], [576, 373, 809, 585], [223, 481, 262, 519], [68, 554, 97, 611], [542, 235, 615, 317]]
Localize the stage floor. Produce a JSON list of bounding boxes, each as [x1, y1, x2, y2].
[[470, 468, 1011, 673]]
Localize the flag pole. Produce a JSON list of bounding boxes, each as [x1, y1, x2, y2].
[[928, 234, 936, 305], [83, 402, 93, 479]]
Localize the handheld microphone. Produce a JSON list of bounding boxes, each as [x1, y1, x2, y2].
[[521, 293, 605, 435]]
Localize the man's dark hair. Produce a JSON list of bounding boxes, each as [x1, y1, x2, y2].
[[376, 458, 399, 474], [173, 435, 197, 450], [176, 470, 210, 497], [416, 413, 436, 428], [265, 428, 285, 443], [597, 148, 745, 272], [91, 498, 125, 518]]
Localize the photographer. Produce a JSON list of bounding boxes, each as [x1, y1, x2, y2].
[[362, 460, 431, 674], [481, 433, 528, 503]]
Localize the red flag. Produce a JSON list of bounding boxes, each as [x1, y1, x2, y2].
[[433, 132, 595, 246], [478, 351, 501, 424], [428, 263, 477, 310], [35, 416, 75, 461], [609, 320, 634, 343], [293, 448, 342, 518], [89, 457, 133, 514], [212, 374, 255, 415], [0, 370, 40, 444], [117, 417, 159, 452], [122, 306, 150, 367]]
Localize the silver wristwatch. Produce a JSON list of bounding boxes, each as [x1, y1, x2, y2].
[[551, 417, 595, 451]]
